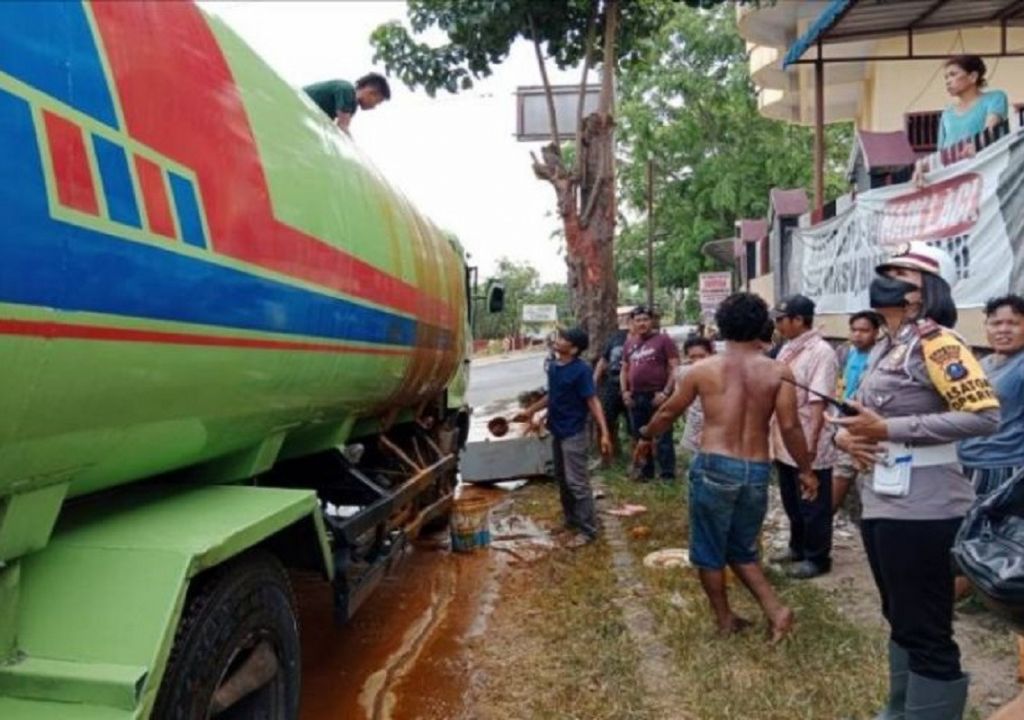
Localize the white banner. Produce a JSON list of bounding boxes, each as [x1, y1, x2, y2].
[[792, 126, 1024, 313]]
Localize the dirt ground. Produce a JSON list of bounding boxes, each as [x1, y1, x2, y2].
[[296, 477, 1022, 720], [762, 505, 1021, 717]]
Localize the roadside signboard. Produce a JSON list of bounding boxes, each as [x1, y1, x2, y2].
[[698, 272, 732, 315], [515, 84, 602, 142], [521, 304, 558, 323]]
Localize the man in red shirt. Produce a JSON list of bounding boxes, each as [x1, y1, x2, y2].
[[621, 306, 680, 480]]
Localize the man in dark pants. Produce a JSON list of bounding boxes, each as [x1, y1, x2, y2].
[[770, 295, 838, 579], [621, 306, 679, 480], [593, 317, 634, 462], [516, 327, 611, 547]]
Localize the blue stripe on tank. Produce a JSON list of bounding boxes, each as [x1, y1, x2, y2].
[[0, 87, 424, 348], [0, 1, 120, 128], [167, 172, 206, 249], [92, 134, 142, 228]]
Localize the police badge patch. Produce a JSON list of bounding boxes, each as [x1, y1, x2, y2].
[[921, 332, 999, 412], [928, 343, 969, 382], [944, 361, 968, 381]]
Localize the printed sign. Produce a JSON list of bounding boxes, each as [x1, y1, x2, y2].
[[521, 304, 558, 323], [698, 272, 733, 312]]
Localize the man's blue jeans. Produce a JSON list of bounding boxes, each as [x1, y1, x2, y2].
[[630, 391, 676, 480]]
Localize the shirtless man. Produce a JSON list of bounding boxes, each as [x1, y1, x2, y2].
[[636, 293, 818, 641]]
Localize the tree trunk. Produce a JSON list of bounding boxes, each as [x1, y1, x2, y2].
[[568, 113, 617, 361], [531, 0, 618, 361]]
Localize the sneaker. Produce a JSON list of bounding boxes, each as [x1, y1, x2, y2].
[[785, 560, 829, 579], [563, 532, 597, 549], [769, 548, 800, 564]]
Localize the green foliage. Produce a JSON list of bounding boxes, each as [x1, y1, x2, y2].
[[475, 258, 573, 339], [615, 4, 852, 292], [370, 0, 677, 97]]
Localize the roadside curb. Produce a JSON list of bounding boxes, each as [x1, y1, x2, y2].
[[596, 479, 695, 719]]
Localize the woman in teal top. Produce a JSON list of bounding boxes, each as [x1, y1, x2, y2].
[[937, 54, 1008, 149]]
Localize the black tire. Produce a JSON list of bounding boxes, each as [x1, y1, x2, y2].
[[152, 550, 301, 720]]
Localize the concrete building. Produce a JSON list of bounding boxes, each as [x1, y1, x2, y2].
[[736, 0, 1024, 344]]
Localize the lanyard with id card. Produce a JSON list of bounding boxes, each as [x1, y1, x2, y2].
[[872, 442, 913, 497]]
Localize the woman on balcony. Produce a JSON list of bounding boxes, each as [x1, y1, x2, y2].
[[915, 54, 1009, 185], [937, 54, 1009, 150]]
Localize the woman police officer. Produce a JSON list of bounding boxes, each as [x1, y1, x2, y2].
[[832, 242, 999, 720]]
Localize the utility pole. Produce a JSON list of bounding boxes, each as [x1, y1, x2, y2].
[[646, 158, 655, 309], [813, 45, 825, 218]]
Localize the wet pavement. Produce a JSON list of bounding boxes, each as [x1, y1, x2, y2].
[[295, 485, 555, 720]]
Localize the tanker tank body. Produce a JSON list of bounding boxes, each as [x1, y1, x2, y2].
[[0, 2, 494, 718]]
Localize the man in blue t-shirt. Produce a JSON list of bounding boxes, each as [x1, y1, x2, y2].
[[832, 310, 881, 515], [959, 294, 1024, 496], [516, 327, 611, 547]]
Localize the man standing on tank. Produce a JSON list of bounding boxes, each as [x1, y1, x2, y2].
[[303, 73, 391, 133]]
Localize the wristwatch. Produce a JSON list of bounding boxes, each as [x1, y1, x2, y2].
[[638, 425, 652, 440]]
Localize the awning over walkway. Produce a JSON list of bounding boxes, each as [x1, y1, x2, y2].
[[784, 0, 1024, 68]]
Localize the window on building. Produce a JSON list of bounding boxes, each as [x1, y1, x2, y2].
[[905, 111, 940, 153]]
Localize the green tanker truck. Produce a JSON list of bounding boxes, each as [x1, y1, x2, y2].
[[0, 1, 500, 717]]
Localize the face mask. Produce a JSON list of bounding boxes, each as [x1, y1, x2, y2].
[[869, 275, 919, 309]]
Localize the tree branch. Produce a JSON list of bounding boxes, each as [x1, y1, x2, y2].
[[529, 14, 561, 153], [574, 0, 599, 178], [580, 0, 618, 228], [598, 0, 618, 118]]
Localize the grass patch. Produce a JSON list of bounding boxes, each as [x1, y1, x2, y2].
[[600, 466, 889, 720], [466, 481, 656, 720]]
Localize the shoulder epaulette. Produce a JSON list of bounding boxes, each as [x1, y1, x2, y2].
[[914, 318, 943, 339]]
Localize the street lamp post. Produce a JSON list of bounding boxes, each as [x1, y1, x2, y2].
[[646, 158, 655, 309]]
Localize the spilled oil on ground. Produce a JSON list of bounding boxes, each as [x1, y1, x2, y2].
[[294, 485, 551, 720], [294, 475, 1021, 719]]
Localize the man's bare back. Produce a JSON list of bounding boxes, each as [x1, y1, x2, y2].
[[643, 341, 810, 470], [691, 347, 787, 461]]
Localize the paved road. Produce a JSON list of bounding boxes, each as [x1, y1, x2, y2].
[[466, 352, 548, 407]]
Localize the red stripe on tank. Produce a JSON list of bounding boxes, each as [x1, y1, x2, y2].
[[134, 154, 177, 239], [90, 2, 452, 326], [0, 319, 412, 355], [43, 111, 99, 215]]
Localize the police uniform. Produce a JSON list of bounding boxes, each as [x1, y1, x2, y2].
[[854, 243, 1000, 717]]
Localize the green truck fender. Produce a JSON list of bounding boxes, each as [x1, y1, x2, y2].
[[0, 484, 330, 719]]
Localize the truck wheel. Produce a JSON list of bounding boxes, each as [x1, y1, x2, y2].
[[152, 551, 301, 720]]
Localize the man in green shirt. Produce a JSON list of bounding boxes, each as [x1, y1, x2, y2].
[[303, 72, 391, 133]]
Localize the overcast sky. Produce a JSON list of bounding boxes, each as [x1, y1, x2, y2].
[[200, 0, 576, 282]]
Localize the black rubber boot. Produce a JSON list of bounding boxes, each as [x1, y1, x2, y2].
[[874, 641, 909, 720], [904, 672, 969, 720]]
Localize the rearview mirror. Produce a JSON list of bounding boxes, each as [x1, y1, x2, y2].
[[487, 282, 505, 314]]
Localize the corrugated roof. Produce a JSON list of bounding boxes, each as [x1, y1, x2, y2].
[[736, 218, 769, 242], [855, 130, 918, 171], [784, 0, 1024, 68], [769, 188, 809, 217], [702, 238, 736, 267]]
